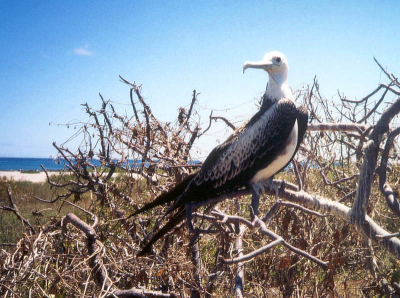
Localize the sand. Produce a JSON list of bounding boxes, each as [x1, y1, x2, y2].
[[0, 171, 157, 183], [0, 171, 61, 183]]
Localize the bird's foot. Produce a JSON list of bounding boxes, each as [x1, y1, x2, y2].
[[252, 180, 273, 215], [252, 181, 266, 196], [251, 178, 282, 216], [262, 177, 281, 199]]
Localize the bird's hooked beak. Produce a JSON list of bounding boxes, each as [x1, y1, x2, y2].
[[243, 58, 273, 74]]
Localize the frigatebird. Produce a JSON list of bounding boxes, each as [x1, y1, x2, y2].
[[130, 51, 308, 255]]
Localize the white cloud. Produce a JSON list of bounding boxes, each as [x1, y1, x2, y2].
[[73, 45, 94, 56]]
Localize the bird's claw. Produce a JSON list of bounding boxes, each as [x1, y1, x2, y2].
[[262, 178, 281, 199], [251, 178, 283, 216]]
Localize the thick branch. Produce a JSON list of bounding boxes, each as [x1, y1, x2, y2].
[[379, 126, 400, 217], [351, 96, 400, 224], [205, 178, 400, 259], [277, 186, 400, 258]]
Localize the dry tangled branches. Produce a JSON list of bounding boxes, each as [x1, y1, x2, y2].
[[2, 59, 400, 297]]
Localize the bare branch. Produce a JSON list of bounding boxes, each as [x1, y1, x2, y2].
[[374, 57, 400, 87], [62, 213, 178, 297], [215, 209, 328, 269], [210, 116, 236, 130], [357, 84, 391, 123], [1, 187, 36, 234], [307, 123, 369, 133], [342, 84, 384, 104]]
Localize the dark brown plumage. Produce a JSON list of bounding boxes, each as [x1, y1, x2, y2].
[[131, 98, 307, 255], [130, 51, 308, 255]]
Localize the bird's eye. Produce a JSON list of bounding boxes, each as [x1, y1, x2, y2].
[[276, 57, 281, 63]]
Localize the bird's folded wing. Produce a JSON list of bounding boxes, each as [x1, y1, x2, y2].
[[193, 98, 298, 191]]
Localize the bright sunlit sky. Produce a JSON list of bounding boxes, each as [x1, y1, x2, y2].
[[1, 1, 400, 158]]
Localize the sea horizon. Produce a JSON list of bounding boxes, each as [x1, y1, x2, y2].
[[0, 157, 78, 172], [0, 157, 149, 172]]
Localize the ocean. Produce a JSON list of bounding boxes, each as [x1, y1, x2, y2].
[[0, 157, 151, 172], [0, 157, 99, 171], [0, 157, 199, 172]]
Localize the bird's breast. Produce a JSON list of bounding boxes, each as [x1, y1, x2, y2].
[[250, 119, 298, 184]]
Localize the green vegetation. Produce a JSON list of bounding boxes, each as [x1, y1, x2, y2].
[[20, 169, 39, 174], [0, 176, 92, 248]]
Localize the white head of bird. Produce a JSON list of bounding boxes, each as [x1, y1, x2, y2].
[[243, 51, 293, 101]]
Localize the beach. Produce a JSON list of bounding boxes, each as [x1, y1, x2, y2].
[[0, 171, 156, 183], [0, 171, 60, 183]]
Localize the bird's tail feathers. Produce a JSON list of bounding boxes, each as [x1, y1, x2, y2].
[[126, 173, 196, 219], [138, 205, 186, 256]]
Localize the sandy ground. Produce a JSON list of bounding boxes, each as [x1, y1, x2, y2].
[[0, 171, 157, 183], [0, 171, 60, 183]]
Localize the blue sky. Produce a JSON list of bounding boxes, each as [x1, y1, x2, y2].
[[1, 1, 400, 158]]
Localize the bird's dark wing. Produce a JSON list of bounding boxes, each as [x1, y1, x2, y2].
[[137, 99, 301, 255], [280, 105, 308, 171], [171, 98, 299, 210], [296, 106, 309, 150], [196, 98, 298, 186]]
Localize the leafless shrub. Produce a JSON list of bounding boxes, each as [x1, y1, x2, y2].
[[2, 59, 400, 297]]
